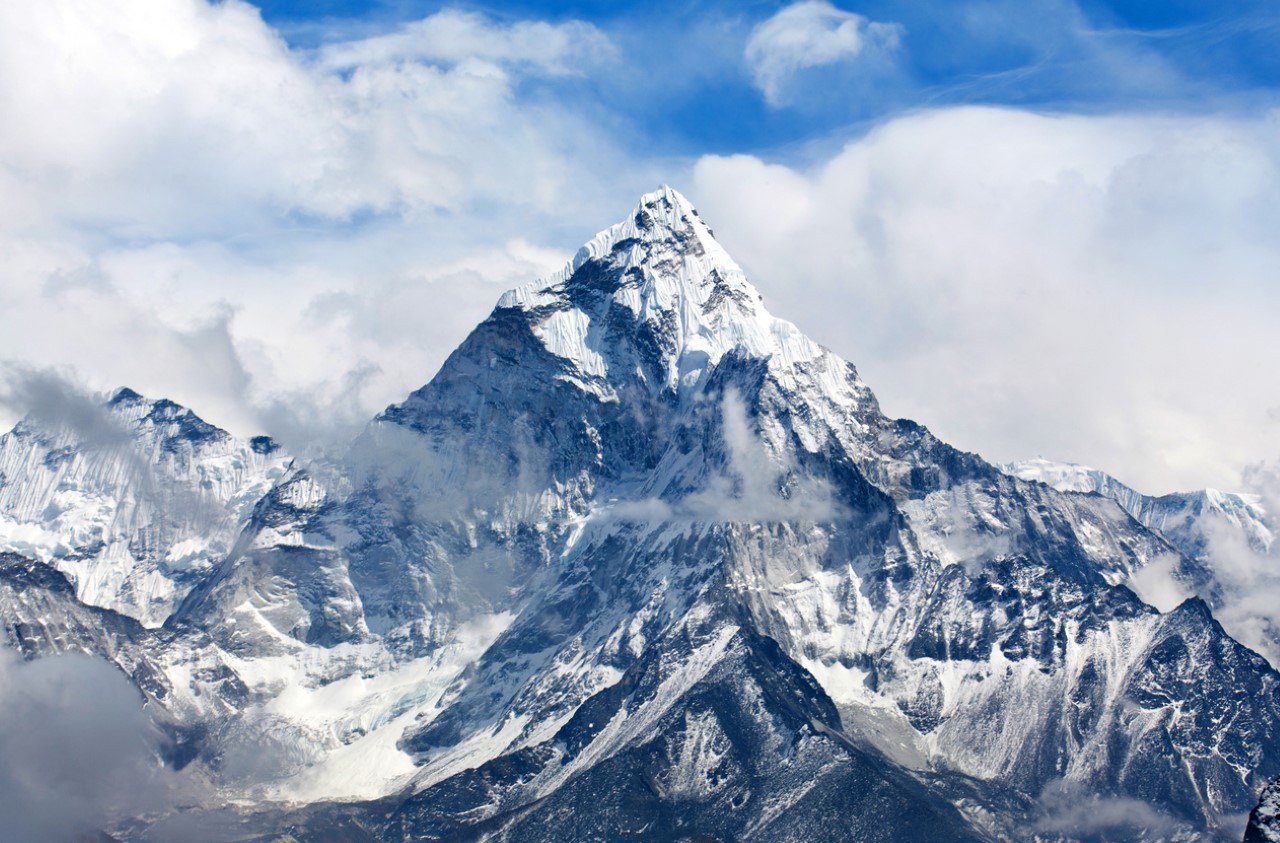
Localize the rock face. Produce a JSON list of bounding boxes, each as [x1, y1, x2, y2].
[[2, 188, 1278, 842], [1001, 460, 1273, 563], [1246, 778, 1280, 843], [1003, 457, 1280, 667]]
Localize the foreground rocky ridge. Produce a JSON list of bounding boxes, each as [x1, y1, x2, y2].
[[1246, 778, 1280, 842], [1, 188, 1277, 842]]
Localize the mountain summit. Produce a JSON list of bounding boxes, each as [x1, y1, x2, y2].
[[496, 185, 817, 394], [2, 189, 1278, 842]]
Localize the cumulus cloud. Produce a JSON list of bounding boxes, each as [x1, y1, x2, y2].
[[0, 650, 172, 842], [0, 0, 622, 232], [693, 106, 1280, 493], [744, 1, 902, 106]]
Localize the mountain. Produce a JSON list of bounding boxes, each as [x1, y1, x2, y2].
[[0, 388, 290, 626], [1002, 458, 1279, 666], [2, 188, 1278, 842], [1001, 459, 1274, 563]]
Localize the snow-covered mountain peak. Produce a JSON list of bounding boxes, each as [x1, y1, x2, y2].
[[8, 194, 1280, 842], [103, 386, 282, 459], [495, 186, 826, 395], [503, 185, 732, 296], [0, 387, 290, 625], [1001, 457, 1273, 548]]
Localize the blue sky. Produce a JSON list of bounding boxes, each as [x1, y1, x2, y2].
[[253, 0, 1280, 152], [0, 0, 1277, 495]]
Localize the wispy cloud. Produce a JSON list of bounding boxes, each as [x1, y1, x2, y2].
[[0, 364, 131, 448], [744, 1, 903, 107], [1126, 552, 1195, 614], [316, 9, 616, 75], [1199, 462, 1280, 664], [1035, 779, 1180, 839], [613, 389, 841, 524]]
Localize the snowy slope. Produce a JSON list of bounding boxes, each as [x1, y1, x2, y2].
[[0, 388, 290, 626]]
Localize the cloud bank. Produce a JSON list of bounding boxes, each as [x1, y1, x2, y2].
[[693, 106, 1280, 493]]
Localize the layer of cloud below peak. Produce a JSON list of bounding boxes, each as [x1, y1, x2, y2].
[[692, 105, 1280, 493]]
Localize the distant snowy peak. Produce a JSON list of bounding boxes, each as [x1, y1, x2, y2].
[[1001, 457, 1274, 554], [1001, 457, 1144, 502], [1002, 456, 1280, 667], [497, 186, 828, 395], [0, 387, 291, 626], [104, 386, 277, 456]]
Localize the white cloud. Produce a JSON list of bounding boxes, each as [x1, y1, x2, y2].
[[1127, 552, 1194, 614], [744, 1, 902, 106], [0, 0, 655, 445], [317, 9, 615, 74], [0, 650, 173, 842], [0, 0, 621, 232], [1244, 457, 1280, 520], [1196, 482, 1280, 666], [1036, 779, 1179, 838], [693, 106, 1280, 493]]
